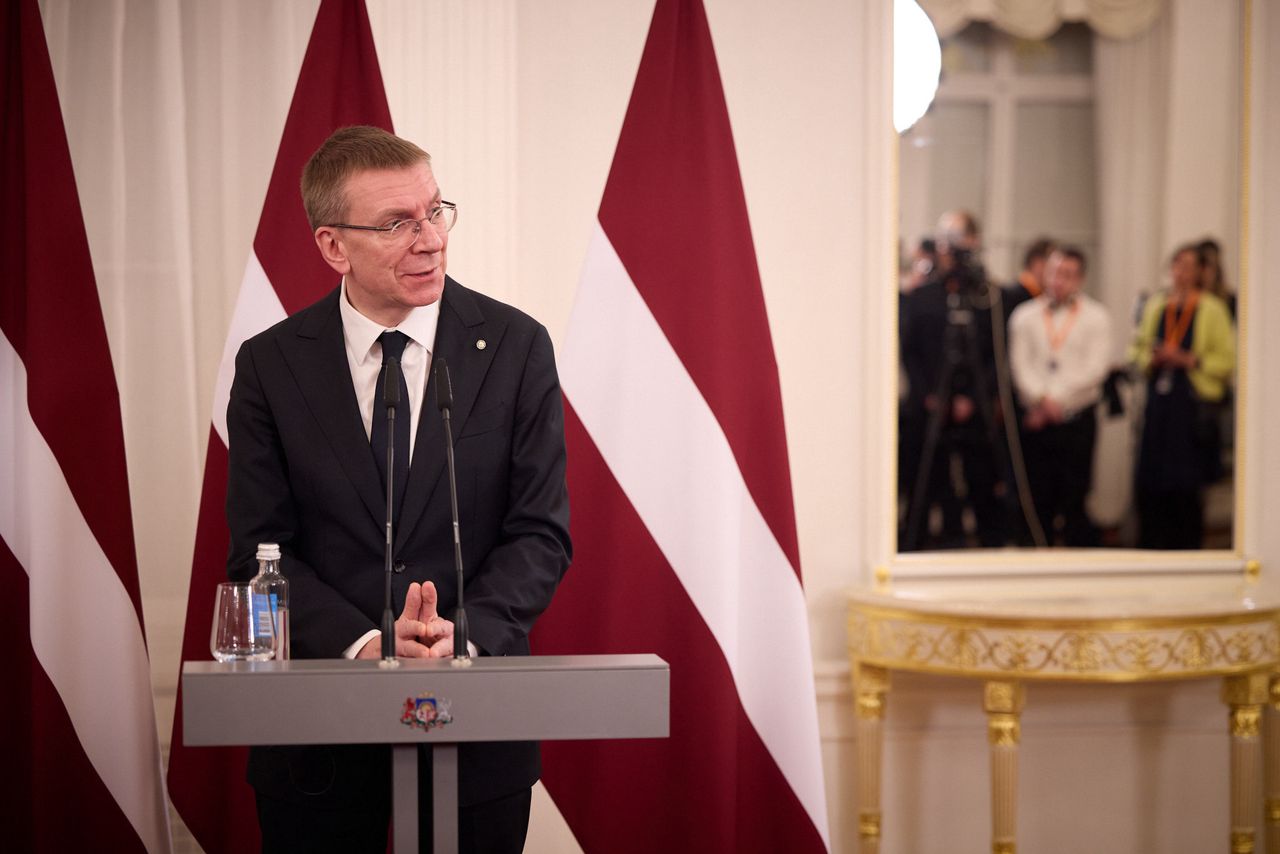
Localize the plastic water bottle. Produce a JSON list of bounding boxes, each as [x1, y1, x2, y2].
[[250, 542, 289, 660]]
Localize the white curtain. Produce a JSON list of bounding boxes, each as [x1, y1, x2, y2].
[[920, 0, 1164, 39], [1159, 0, 1243, 267], [1092, 4, 1170, 345], [39, 0, 322, 718], [1092, 0, 1242, 329]]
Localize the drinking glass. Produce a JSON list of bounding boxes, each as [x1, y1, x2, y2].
[[210, 581, 275, 662]]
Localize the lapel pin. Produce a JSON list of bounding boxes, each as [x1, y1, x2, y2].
[[476, 339, 487, 350]]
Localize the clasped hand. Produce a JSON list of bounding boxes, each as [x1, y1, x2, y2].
[[1023, 396, 1064, 431], [1151, 346, 1196, 371], [356, 581, 455, 659]]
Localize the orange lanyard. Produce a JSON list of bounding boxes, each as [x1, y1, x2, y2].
[[1042, 300, 1080, 354], [1161, 291, 1200, 352], [1019, 270, 1042, 298]]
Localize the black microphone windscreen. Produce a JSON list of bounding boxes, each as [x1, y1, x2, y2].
[[435, 358, 453, 412], [383, 357, 401, 408]]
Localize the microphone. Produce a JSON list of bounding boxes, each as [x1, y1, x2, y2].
[[435, 358, 470, 665], [384, 356, 402, 408], [379, 355, 401, 667], [435, 354, 452, 412]]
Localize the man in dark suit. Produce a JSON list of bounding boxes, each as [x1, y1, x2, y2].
[[899, 210, 1007, 550], [225, 126, 571, 852]]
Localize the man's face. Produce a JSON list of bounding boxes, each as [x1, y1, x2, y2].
[[934, 212, 980, 273], [1046, 253, 1082, 302], [936, 212, 980, 252], [315, 162, 448, 326]]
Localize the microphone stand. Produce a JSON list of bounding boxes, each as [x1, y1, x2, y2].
[[435, 358, 470, 666], [379, 356, 402, 669]]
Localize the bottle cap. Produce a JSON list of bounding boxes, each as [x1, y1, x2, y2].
[[256, 543, 282, 562]]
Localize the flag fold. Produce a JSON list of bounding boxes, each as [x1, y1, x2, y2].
[[531, 1, 830, 851], [1, 1, 171, 851]]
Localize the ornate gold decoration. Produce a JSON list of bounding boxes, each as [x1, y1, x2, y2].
[[1231, 828, 1255, 854], [1245, 559, 1261, 581], [1264, 797, 1280, 825], [983, 681, 1025, 714], [1224, 673, 1271, 707], [856, 692, 884, 719], [984, 681, 1024, 745], [854, 663, 890, 720], [874, 565, 891, 590], [858, 810, 881, 839], [849, 605, 1280, 682], [1231, 706, 1262, 739], [988, 714, 1020, 746], [992, 842, 1016, 854]]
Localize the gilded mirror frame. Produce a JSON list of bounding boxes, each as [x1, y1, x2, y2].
[[884, 0, 1256, 581]]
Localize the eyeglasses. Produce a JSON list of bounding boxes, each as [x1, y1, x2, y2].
[[326, 201, 458, 248]]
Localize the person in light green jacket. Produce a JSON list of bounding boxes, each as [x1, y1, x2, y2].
[[1129, 243, 1236, 549]]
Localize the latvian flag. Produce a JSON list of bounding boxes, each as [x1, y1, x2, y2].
[[1, 0, 171, 850], [531, 0, 831, 851], [165, 1, 393, 850]]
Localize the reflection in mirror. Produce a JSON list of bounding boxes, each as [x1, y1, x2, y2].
[[896, 2, 1243, 554]]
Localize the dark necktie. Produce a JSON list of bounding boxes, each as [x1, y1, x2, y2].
[[370, 330, 411, 522]]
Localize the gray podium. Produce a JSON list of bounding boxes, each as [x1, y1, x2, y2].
[[183, 654, 669, 853]]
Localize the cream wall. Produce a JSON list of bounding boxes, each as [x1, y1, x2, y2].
[[37, 0, 1280, 851]]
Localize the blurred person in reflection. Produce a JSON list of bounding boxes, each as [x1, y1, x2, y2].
[[1197, 236, 1238, 485], [898, 236, 962, 539], [1008, 247, 1111, 546], [1198, 236, 1236, 320], [999, 236, 1055, 541], [900, 210, 1007, 549], [1002, 237, 1055, 321], [1130, 243, 1236, 549], [902, 237, 939, 294]]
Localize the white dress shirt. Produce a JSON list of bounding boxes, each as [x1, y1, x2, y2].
[[1008, 293, 1113, 420], [338, 280, 440, 458], [338, 280, 445, 658]]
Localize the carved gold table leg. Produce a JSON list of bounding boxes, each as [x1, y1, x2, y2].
[[1265, 673, 1280, 854], [854, 662, 889, 854], [1224, 673, 1270, 854], [984, 681, 1025, 854]]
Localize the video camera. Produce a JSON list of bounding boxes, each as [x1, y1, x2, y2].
[[941, 246, 988, 296]]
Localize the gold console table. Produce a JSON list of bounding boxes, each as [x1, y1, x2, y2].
[[847, 588, 1280, 854]]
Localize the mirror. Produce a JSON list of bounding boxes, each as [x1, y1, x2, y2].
[[895, 1, 1245, 554]]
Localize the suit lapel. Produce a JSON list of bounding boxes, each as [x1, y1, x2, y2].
[[279, 289, 386, 530], [396, 278, 505, 549]]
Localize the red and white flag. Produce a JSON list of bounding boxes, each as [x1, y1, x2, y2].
[[0, 1, 171, 851], [531, 1, 830, 851], [166, 1, 393, 849]]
